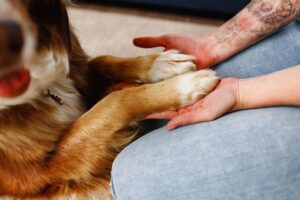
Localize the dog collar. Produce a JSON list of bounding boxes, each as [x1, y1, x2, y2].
[[45, 89, 64, 106]]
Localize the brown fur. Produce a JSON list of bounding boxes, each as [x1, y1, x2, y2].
[[0, 1, 221, 199], [89, 54, 159, 84], [0, 1, 194, 199]]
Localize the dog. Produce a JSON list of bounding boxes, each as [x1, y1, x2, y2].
[[0, 0, 219, 199]]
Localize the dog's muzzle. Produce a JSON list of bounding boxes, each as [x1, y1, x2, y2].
[[0, 20, 30, 98]]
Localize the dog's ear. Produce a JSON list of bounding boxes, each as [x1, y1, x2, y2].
[[62, 0, 75, 6], [28, 0, 67, 24], [27, 0, 71, 51]]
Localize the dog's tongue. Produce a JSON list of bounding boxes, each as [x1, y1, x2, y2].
[[0, 68, 30, 98]]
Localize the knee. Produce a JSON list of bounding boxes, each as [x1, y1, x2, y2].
[[111, 107, 300, 200], [110, 154, 126, 200], [110, 128, 177, 200], [111, 147, 154, 200], [111, 151, 133, 200]]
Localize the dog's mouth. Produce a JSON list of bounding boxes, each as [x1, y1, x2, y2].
[[0, 67, 30, 98]]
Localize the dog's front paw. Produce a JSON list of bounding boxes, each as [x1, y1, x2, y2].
[[148, 50, 196, 83], [176, 70, 220, 106]]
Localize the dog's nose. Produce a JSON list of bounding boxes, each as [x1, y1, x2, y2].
[[0, 20, 24, 67]]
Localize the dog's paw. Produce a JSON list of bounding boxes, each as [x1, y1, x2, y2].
[[148, 50, 196, 83], [176, 70, 220, 106]]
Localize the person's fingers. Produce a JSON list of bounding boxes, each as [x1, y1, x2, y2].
[[133, 36, 167, 48], [167, 108, 212, 130], [191, 99, 205, 109], [146, 111, 178, 119], [166, 111, 198, 130], [171, 100, 202, 116], [178, 109, 189, 115]]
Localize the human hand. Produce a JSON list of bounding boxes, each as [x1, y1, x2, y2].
[[147, 78, 240, 130], [133, 34, 216, 69]]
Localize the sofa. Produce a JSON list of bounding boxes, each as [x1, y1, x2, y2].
[[87, 0, 251, 15]]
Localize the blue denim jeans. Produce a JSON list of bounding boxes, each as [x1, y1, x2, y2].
[[111, 20, 300, 200]]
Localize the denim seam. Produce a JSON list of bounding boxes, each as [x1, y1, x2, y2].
[[110, 178, 119, 200]]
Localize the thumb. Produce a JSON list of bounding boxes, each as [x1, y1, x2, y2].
[[133, 36, 167, 48]]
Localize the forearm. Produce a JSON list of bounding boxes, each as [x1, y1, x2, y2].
[[206, 0, 300, 65], [236, 65, 300, 110]]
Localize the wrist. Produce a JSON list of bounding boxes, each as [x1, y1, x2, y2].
[[233, 76, 271, 110], [233, 78, 250, 111], [193, 34, 218, 69], [221, 77, 257, 111], [215, 77, 241, 111], [203, 33, 238, 67]]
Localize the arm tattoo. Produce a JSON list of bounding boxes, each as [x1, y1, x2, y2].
[[212, 0, 300, 60], [248, 0, 295, 26]]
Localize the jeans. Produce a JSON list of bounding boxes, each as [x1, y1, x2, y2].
[[111, 20, 300, 200]]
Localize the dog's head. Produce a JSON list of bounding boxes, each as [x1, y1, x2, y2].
[[0, 0, 71, 109]]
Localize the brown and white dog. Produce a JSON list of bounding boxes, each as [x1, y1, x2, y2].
[[0, 0, 219, 199]]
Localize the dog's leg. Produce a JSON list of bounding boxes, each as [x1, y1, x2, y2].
[[3, 71, 218, 198], [42, 70, 219, 196], [88, 50, 197, 83]]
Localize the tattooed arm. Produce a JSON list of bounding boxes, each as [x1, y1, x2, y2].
[[211, 0, 300, 64], [134, 0, 300, 68]]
